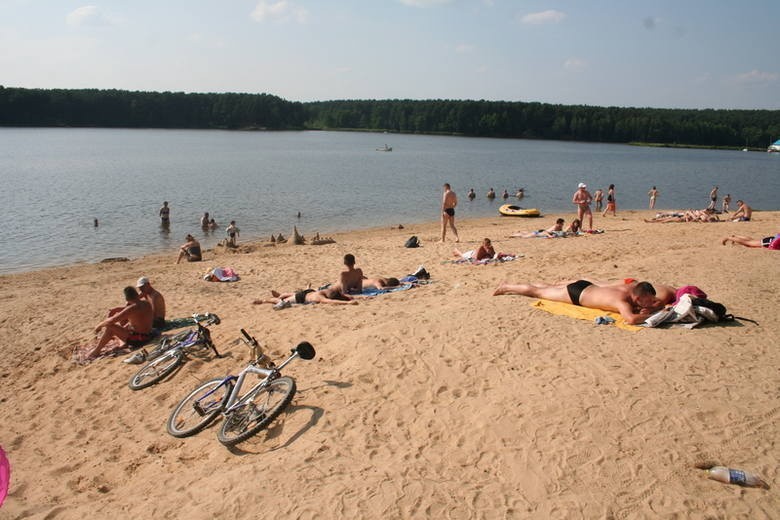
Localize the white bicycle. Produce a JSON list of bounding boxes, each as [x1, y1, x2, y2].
[[166, 329, 315, 446]]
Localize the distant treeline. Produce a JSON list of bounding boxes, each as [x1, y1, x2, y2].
[[1, 86, 778, 148]]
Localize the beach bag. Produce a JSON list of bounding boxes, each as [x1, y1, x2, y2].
[[404, 235, 420, 248], [690, 297, 730, 322]]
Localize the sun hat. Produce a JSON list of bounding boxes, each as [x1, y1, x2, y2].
[[136, 277, 150, 287], [578, 182, 587, 188]]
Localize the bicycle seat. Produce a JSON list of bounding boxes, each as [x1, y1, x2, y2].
[[295, 341, 316, 360]]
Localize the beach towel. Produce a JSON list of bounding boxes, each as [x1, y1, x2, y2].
[[445, 253, 522, 266], [531, 300, 642, 332], [203, 266, 239, 282], [359, 282, 416, 297]]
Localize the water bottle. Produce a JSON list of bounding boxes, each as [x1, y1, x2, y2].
[[707, 466, 769, 489]]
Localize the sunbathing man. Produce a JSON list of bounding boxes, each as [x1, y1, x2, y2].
[[88, 286, 154, 358], [730, 200, 752, 222], [252, 286, 358, 306], [493, 279, 662, 325], [453, 238, 495, 260], [722, 233, 780, 250], [338, 253, 364, 294], [510, 218, 565, 238], [362, 276, 401, 290], [136, 276, 166, 328]]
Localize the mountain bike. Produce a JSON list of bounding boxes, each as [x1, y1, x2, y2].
[[166, 329, 315, 446], [128, 314, 221, 391]]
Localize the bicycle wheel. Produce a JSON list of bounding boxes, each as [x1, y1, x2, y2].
[[167, 378, 230, 438], [217, 376, 296, 446], [128, 348, 184, 390]]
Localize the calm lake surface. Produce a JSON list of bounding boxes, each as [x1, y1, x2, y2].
[[1, 128, 778, 274]]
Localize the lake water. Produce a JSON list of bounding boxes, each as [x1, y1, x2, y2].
[[1, 128, 778, 274]]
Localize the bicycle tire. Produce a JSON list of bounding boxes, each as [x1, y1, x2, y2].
[[167, 378, 230, 438], [128, 348, 184, 390], [217, 376, 296, 446]]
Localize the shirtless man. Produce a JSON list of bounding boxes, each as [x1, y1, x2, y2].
[[441, 183, 459, 242], [362, 276, 401, 290], [453, 238, 495, 260], [339, 254, 364, 294], [88, 286, 154, 358], [572, 183, 593, 231], [136, 277, 166, 328], [253, 286, 357, 306], [593, 188, 604, 212], [493, 279, 662, 325], [176, 234, 202, 264], [707, 186, 718, 210], [722, 233, 780, 249], [511, 218, 565, 238], [730, 200, 752, 221]]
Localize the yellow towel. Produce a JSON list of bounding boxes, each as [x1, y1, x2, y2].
[[531, 299, 643, 332]]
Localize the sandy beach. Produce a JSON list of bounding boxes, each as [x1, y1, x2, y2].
[[1, 209, 779, 519]]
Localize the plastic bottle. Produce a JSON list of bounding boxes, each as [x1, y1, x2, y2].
[[707, 466, 769, 489]]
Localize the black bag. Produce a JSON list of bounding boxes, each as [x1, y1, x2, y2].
[[404, 235, 420, 248], [690, 297, 729, 321]]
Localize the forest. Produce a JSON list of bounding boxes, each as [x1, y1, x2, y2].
[[1, 86, 778, 149]]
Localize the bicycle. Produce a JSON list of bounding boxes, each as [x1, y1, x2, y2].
[[166, 329, 315, 447], [128, 314, 222, 391]]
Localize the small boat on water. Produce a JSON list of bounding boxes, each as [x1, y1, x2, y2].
[[376, 144, 392, 152], [768, 140, 780, 153], [499, 204, 541, 217]]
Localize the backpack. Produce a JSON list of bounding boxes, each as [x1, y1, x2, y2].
[[404, 235, 420, 248], [690, 297, 758, 325]]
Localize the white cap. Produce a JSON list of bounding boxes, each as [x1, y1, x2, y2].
[[578, 182, 587, 189], [136, 277, 150, 287]]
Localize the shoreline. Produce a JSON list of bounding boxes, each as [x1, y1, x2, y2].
[[2, 209, 779, 517]]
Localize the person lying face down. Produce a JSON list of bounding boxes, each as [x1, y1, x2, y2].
[[493, 279, 668, 325]]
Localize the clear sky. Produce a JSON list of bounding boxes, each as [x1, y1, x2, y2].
[[1, 0, 778, 109]]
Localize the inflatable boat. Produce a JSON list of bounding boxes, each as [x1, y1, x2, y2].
[[498, 205, 541, 217]]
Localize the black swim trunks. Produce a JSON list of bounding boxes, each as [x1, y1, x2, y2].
[[126, 331, 153, 348], [566, 280, 593, 306], [294, 289, 315, 304], [444, 208, 455, 217]]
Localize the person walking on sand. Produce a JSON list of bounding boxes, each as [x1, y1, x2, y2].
[[159, 201, 171, 227], [722, 193, 732, 213], [572, 183, 593, 231], [602, 184, 617, 217], [441, 183, 459, 242], [593, 188, 604, 212], [707, 186, 719, 210], [648, 186, 659, 209]]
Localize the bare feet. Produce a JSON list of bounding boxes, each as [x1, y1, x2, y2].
[[493, 281, 509, 296]]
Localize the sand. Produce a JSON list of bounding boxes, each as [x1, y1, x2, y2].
[[1, 210, 779, 519]]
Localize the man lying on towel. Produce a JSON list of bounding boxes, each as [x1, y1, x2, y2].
[[493, 279, 675, 325]]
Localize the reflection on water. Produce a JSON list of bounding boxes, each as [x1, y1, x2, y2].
[[1, 128, 778, 274]]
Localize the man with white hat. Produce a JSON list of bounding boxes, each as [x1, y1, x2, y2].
[[136, 276, 166, 328], [572, 182, 593, 231]]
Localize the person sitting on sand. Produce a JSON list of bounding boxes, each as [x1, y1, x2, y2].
[[493, 279, 663, 325], [511, 218, 566, 238], [566, 218, 582, 235], [730, 200, 752, 222], [362, 276, 401, 290], [453, 238, 495, 261], [339, 253, 364, 294], [88, 286, 154, 358], [136, 276, 166, 328], [253, 286, 358, 306], [176, 234, 202, 264], [722, 233, 780, 250]]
